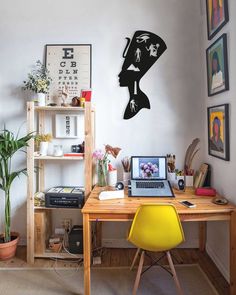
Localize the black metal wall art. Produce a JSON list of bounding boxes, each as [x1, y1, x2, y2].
[[118, 31, 167, 119]]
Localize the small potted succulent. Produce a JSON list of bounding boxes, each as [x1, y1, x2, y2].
[[35, 133, 53, 156], [0, 128, 33, 260], [23, 60, 52, 106]]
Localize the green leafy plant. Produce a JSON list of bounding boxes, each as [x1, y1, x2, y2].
[[23, 60, 52, 94], [0, 129, 34, 243]]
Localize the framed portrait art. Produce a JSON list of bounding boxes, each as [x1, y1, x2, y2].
[[45, 44, 92, 105], [206, 0, 229, 40], [206, 34, 229, 97], [207, 104, 229, 161]]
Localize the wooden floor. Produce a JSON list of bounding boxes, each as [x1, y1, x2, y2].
[[0, 246, 229, 295]]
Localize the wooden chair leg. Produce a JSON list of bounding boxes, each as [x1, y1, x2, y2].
[[130, 248, 140, 271], [166, 251, 184, 295], [132, 250, 145, 295]]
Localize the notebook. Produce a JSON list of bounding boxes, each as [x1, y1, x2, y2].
[[130, 156, 174, 197]]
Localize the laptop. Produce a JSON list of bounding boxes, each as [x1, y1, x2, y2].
[[129, 156, 174, 197]]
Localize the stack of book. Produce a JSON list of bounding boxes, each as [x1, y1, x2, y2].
[[194, 163, 209, 188]]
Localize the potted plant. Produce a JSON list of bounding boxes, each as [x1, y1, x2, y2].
[[35, 133, 53, 156], [0, 128, 33, 260], [23, 60, 52, 106]]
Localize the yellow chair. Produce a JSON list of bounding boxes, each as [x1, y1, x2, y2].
[[127, 204, 185, 295]]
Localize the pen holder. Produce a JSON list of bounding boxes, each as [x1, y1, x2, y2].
[[123, 172, 131, 186], [185, 175, 193, 187], [167, 172, 176, 186]]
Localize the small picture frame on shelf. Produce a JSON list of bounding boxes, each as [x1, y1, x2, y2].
[[206, 34, 229, 97], [55, 114, 78, 138], [207, 103, 229, 161], [206, 0, 229, 40]]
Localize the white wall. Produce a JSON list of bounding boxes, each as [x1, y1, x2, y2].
[[0, 1, 204, 248], [201, 0, 236, 282]]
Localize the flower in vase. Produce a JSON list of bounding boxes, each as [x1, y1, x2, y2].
[[93, 145, 121, 186]]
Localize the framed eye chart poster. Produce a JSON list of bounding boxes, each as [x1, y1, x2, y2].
[[45, 44, 91, 105]]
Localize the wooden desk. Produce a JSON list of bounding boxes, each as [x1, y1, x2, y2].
[[82, 186, 236, 295]]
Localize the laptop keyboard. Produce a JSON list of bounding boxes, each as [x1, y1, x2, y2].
[[136, 181, 164, 189]]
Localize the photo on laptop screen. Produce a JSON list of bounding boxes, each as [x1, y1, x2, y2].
[[131, 157, 166, 180]]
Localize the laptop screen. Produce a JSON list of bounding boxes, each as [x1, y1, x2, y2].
[[131, 156, 167, 180]]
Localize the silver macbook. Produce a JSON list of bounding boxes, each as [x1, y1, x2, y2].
[[130, 156, 174, 197]]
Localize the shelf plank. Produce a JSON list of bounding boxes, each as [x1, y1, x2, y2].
[[35, 251, 83, 259], [34, 155, 84, 160], [35, 106, 85, 111], [34, 206, 81, 210]]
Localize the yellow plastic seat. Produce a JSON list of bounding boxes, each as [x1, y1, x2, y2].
[[127, 204, 185, 295]]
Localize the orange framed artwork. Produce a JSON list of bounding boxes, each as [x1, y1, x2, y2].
[[206, 0, 229, 40], [207, 104, 229, 161]]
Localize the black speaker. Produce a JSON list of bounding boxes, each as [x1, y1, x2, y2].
[[178, 179, 185, 191], [115, 182, 124, 190]]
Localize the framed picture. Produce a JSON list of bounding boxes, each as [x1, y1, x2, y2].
[[206, 0, 229, 40], [206, 34, 229, 96], [45, 44, 92, 105], [55, 114, 78, 138], [207, 104, 229, 161]]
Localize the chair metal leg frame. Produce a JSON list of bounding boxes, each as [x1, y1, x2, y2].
[[130, 248, 141, 271], [143, 252, 172, 276], [133, 250, 145, 295], [166, 251, 184, 295]]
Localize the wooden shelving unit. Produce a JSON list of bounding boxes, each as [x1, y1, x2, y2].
[[26, 101, 94, 263]]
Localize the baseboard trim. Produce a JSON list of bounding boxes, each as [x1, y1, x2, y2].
[[206, 244, 229, 283], [102, 238, 199, 249]]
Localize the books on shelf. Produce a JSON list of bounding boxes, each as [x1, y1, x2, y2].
[[63, 153, 84, 157], [194, 163, 209, 188]]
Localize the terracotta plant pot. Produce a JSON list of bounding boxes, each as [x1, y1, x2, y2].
[[0, 232, 20, 260]]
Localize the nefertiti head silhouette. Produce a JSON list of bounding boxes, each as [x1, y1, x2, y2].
[[118, 30, 167, 119]]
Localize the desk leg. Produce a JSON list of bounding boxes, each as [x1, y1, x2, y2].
[[230, 210, 236, 295], [83, 213, 91, 295], [199, 221, 207, 251]]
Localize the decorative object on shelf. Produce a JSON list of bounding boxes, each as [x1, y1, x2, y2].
[[71, 141, 84, 153], [206, 34, 229, 96], [80, 97, 86, 108], [53, 145, 63, 157], [207, 103, 229, 161], [93, 145, 121, 187], [184, 138, 200, 176], [118, 30, 167, 120], [81, 89, 92, 102], [35, 133, 53, 156], [206, 0, 229, 40], [71, 96, 80, 107], [61, 85, 69, 106], [23, 60, 52, 106], [0, 128, 33, 260], [45, 44, 92, 105], [55, 114, 78, 138], [34, 192, 45, 207], [121, 156, 131, 186]]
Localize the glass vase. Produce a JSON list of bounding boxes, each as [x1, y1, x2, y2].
[[97, 160, 107, 187]]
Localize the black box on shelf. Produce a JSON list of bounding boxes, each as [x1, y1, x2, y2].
[[45, 186, 84, 209]]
